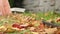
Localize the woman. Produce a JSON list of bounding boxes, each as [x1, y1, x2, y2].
[[0, 0, 11, 16]]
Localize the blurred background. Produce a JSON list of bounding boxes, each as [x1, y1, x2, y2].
[[9, 0, 60, 13]]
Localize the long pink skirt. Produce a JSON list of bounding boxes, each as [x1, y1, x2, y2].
[[0, 0, 11, 16]]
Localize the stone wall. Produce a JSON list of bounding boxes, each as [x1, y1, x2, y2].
[[23, 0, 60, 13], [55, 0, 60, 13]]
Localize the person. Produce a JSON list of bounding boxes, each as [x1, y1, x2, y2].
[[0, 0, 11, 16]]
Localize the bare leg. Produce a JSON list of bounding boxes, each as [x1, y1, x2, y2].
[[0, 0, 11, 16]]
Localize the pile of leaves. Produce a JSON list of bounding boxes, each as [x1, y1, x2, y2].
[[0, 12, 60, 34]]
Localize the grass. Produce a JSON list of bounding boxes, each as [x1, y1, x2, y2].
[[0, 11, 60, 34], [24, 11, 60, 20]]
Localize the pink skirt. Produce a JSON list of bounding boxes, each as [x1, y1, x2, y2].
[[0, 0, 11, 16]]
